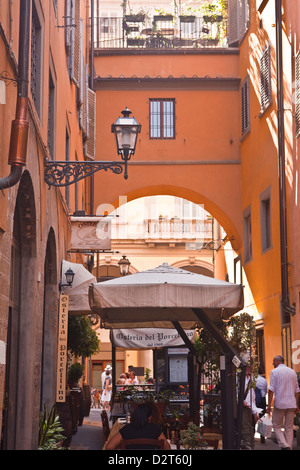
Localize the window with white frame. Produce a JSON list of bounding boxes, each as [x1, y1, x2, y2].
[[149, 99, 175, 139]]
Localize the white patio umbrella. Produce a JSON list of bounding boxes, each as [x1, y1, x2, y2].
[[62, 260, 96, 315], [88, 262, 244, 328]]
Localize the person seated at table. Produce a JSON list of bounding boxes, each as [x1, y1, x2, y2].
[[130, 371, 139, 385], [106, 403, 170, 450], [116, 373, 126, 391], [124, 372, 131, 385]]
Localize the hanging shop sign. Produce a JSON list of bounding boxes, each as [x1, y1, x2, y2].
[[70, 216, 111, 251], [111, 328, 195, 349], [56, 294, 69, 403]]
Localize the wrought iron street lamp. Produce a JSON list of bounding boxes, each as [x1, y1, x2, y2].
[[59, 267, 75, 292], [111, 107, 141, 180], [44, 107, 141, 187], [118, 255, 131, 276]]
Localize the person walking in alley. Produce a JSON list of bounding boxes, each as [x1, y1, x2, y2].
[[102, 370, 112, 412], [241, 364, 261, 449], [267, 355, 300, 450]]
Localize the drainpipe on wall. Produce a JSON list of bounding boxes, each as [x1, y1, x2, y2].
[[90, 0, 95, 215], [0, 0, 30, 191], [275, 0, 295, 321]]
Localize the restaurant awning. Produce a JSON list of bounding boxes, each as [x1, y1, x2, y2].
[[88, 262, 246, 449], [62, 260, 96, 315], [88, 262, 244, 329]]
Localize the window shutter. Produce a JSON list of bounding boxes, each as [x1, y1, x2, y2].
[[295, 51, 300, 137], [260, 43, 272, 112], [241, 76, 250, 135], [82, 64, 89, 137], [65, 0, 71, 53], [78, 18, 84, 128], [228, 0, 240, 46], [228, 0, 249, 46], [85, 88, 96, 160], [72, 0, 81, 85]]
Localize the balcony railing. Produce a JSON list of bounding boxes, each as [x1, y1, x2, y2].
[[93, 15, 228, 50], [111, 218, 213, 242]]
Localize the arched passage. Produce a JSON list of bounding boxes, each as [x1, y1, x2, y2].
[[40, 228, 58, 411], [3, 170, 37, 450], [95, 184, 242, 252]]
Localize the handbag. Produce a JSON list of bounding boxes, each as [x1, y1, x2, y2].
[[257, 414, 273, 438]]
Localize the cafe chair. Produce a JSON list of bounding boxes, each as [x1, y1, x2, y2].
[[120, 438, 164, 449]]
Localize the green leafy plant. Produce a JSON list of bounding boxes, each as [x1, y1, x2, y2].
[[38, 404, 66, 450], [67, 362, 84, 386], [180, 422, 207, 449], [144, 367, 151, 380], [67, 315, 100, 359]]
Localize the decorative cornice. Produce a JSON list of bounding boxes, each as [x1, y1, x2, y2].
[[94, 76, 241, 91], [94, 48, 240, 57]]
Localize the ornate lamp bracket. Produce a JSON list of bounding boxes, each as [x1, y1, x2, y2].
[[44, 160, 126, 187]]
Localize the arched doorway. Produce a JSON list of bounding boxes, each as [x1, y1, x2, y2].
[[2, 171, 37, 450], [40, 228, 58, 411]]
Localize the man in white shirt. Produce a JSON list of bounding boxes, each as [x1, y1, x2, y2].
[[267, 355, 300, 450]]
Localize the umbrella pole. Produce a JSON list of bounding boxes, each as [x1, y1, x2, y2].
[[192, 309, 246, 450], [172, 321, 199, 421]]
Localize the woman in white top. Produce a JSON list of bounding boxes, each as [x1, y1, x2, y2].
[[102, 370, 112, 412]]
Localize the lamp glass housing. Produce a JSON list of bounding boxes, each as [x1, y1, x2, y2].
[[118, 255, 131, 276], [112, 108, 141, 159], [65, 268, 75, 286]]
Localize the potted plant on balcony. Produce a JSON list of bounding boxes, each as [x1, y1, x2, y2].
[[201, 1, 223, 23], [125, 8, 148, 23], [154, 8, 174, 22], [179, 5, 198, 22]]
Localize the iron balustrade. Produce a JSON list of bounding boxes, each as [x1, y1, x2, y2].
[[92, 15, 228, 49]]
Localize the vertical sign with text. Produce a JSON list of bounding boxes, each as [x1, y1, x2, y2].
[[56, 294, 69, 403]]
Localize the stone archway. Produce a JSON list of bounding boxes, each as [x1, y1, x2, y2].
[[40, 228, 58, 411], [3, 170, 37, 450], [96, 184, 242, 253]]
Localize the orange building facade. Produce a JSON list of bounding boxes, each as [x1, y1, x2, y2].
[[92, 0, 300, 381], [0, 0, 300, 450], [0, 0, 93, 449]]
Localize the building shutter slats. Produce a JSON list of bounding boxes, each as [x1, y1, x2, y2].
[[228, 0, 249, 46], [85, 88, 96, 160], [241, 76, 250, 135], [260, 43, 272, 112], [72, 0, 81, 85], [295, 51, 300, 137]]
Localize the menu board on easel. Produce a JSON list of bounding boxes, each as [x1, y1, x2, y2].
[[168, 348, 188, 383]]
